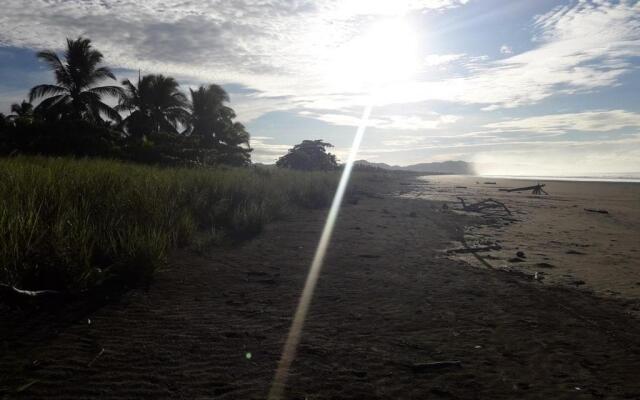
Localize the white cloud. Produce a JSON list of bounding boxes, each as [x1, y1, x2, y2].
[[0, 0, 474, 121], [369, 0, 640, 109], [499, 45, 512, 54], [423, 53, 465, 66], [300, 111, 460, 130], [484, 110, 640, 134], [1, 0, 637, 118], [250, 136, 292, 163]]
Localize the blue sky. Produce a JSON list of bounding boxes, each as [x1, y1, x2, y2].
[[1, 0, 639, 176]]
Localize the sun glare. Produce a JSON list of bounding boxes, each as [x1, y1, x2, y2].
[[269, 17, 418, 399], [325, 18, 419, 91]]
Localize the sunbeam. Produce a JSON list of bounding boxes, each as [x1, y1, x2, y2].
[[267, 102, 373, 400]]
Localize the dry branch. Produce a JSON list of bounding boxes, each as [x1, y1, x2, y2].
[[457, 197, 512, 215]]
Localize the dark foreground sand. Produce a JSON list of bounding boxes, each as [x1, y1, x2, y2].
[[2, 176, 640, 399]]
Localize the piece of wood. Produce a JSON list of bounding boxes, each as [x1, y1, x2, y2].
[[584, 208, 609, 214], [457, 197, 512, 215], [411, 361, 462, 373], [0, 283, 64, 308], [87, 348, 105, 367], [447, 245, 501, 254], [500, 183, 548, 195]]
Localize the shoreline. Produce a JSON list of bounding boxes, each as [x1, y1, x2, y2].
[[480, 175, 640, 184], [403, 175, 640, 311]]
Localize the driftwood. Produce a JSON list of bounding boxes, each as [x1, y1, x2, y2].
[[447, 245, 501, 254], [500, 183, 548, 195], [457, 197, 512, 215], [0, 283, 64, 308], [87, 348, 105, 367], [584, 208, 609, 214], [412, 361, 462, 373]]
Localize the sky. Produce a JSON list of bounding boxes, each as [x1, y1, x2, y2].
[[0, 0, 639, 176]]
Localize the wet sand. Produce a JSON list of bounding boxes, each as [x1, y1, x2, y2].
[[1, 175, 640, 399], [403, 176, 640, 307]]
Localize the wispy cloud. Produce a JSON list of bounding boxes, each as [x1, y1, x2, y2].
[[1, 0, 637, 117], [499, 45, 512, 55], [300, 111, 460, 130], [484, 110, 640, 134], [373, 0, 640, 109], [250, 136, 292, 163], [423, 53, 465, 67]]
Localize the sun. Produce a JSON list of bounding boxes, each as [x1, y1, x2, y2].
[[325, 18, 420, 91]]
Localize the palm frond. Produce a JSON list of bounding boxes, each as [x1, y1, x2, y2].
[[34, 94, 71, 114], [86, 85, 125, 98], [92, 66, 116, 82], [36, 50, 66, 73], [29, 84, 68, 102], [92, 100, 122, 123]]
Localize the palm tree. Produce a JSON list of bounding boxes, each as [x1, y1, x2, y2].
[[6, 100, 34, 126], [29, 37, 123, 123], [188, 84, 229, 137], [186, 84, 251, 165], [187, 85, 249, 145], [117, 74, 189, 137], [9, 101, 34, 119]]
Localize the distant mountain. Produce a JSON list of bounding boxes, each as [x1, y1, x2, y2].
[[354, 160, 475, 175]]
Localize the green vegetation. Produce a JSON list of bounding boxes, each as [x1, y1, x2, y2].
[[0, 157, 340, 293], [0, 38, 379, 301], [277, 140, 338, 171], [0, 37, 251, 167]]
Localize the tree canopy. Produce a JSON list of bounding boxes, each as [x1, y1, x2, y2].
[[29, 37, 123, 123], [1, 37, 252, 167], [276, 140, 337, 171]]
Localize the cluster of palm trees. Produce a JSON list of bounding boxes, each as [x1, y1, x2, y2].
[[1, 37, 251, 165]]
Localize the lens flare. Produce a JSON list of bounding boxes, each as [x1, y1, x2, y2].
[[268, 103, 373, 400]]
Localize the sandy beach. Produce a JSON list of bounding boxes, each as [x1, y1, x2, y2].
[[2, 175, 640, 399], [403, 176, 640, 307]]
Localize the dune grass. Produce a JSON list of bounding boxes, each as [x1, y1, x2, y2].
[[0, 157, 345, 292]]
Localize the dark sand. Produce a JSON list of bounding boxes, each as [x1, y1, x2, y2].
[[2, 176, 640, 399]]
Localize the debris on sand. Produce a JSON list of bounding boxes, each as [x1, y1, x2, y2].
[[516, 251, 526, 258], [87, 348, 105, 367], [447, 245, 501, 254], [584, 208, 609, 214], [500, 183, 548, 195], [411, 361, 462, 373], [0, 284, 65, 309], [457, 197, 512, 215]]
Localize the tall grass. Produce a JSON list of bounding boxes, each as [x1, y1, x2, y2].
[[0, 157, 340, 292]]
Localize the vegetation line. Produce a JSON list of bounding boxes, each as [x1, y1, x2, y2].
[[0, 157, 341, 294]]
